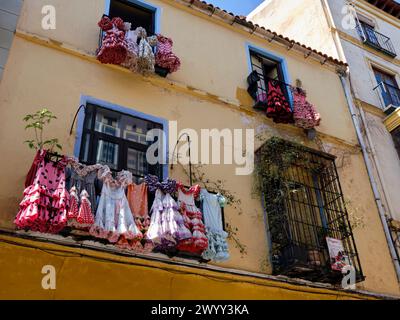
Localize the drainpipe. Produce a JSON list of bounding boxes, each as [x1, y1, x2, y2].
[[339, 72, 400, 281]]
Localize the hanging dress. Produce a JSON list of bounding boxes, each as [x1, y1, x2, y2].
[[200, 189, 229, 262], [67, 164, 100, 208], [15, 149, 69, 234], [24, 149, 41, 188], [89, 167, 142, 245], [146, 188, 164, 246], [127, 182, 153, 252], [266, 79, 294, 124], [155, 34, 181, 73], [121, 28, 139, 72], [176, 184, 208, 255], [290, 87, 321, 129], [136, 27, 158, 75], [97, 16, 128, 65], [66, 163, 100, 230]]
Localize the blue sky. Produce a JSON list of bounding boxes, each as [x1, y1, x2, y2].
[[206, 0, 264, 16]]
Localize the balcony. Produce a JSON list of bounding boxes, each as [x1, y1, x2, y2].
[[356, 23, 397, 58], [373, 82, 400, 114]]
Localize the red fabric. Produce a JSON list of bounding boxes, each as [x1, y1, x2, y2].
[[24, 150, 41, 188], [155, 34, 181, 73], [266, 80, 294, 124], [97, 17, 128, 65], [15, 150, 69, 234], [291, 87, 321, 129]]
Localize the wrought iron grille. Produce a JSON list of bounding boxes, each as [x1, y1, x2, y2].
[[257, 139, 364, 283], [356, 22, 397, 57]]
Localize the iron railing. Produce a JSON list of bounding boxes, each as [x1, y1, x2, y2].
[[373, 82, 400, 112], [257, 139, 364, 284], [356, 22, 397, 57], [247, 52, 292, 110]]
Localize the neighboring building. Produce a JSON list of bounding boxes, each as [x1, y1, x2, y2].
[[0, 0, 24, 81], [0, 0, 399, 299], [249, 0, 400, 293]]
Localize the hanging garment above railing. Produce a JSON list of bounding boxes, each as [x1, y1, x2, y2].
[[96, 15, 181, 77], [247, 71, 321, 129]]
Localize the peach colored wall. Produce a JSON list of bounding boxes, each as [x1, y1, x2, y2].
[[0, 0, 398, 296]]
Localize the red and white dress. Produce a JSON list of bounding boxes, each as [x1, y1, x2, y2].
[[176, 183, 208, 254]]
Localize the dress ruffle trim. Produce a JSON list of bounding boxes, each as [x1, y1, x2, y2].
[[202, 229, 230, 262], [15, 183, 69, 234]]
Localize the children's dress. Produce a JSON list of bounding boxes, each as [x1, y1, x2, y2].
[[15, 149, 69, 234], [290, 87, 321, 129], [136, 27, 157, 75], [89, 167, 142, 245], [266, 80, 294, 124], [155, 34, 181, 73], [200, 189, 229, 262], [176, 184, 208, 254], [127, 182, 153, 252], [146, 189, 191, 251], [121, 28, 139, 72], [97, 16, 128, 65]]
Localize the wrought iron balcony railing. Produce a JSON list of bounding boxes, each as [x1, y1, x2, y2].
[[373, 82, 400, 114], [356, 22, 397, 57]]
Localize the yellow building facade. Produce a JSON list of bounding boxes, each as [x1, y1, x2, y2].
[[0, 0, 399, 299]]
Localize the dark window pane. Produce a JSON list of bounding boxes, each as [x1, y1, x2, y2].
[[109, 0, 155, 35], [127, 148, 147, 177], [96, 140, 119, 170], [392, 127, 400, 160]]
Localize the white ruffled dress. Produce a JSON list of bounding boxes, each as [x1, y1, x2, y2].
[[90, 167, 142, 244]]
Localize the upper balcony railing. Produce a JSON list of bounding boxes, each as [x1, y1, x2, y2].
[[356, 23, 397, 58], [373, 81, 400, 114]]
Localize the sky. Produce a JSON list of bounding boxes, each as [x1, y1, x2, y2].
[[206, 0, 264, 16]]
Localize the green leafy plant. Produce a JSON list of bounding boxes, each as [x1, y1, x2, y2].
[[23, 108, 62, 151]]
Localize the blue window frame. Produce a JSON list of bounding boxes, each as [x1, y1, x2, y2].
[[74, 96, 168, 182], [245, 43, 293, 108]]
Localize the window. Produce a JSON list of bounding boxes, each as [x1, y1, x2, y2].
[[257, 138, 364, 284], [391, 126, 400, 160], [79, 103, 164, 182], [355, 19, 396, 57], [247, 50, 290, 108], [373, 68, 400, 111], [109, 0, 156, 34]]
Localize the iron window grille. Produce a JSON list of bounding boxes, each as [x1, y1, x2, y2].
[[356, 21, 397, 57], [247, 51, 291, 109], [79, 103, 163, 182], [257, 138, 364, 284]]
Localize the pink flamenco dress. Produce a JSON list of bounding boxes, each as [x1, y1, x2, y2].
[[15, 149, 69, 234], [89, 166, 142, 249], [155, 34, 181, 73], [290, 87, 321, 129], [96, 16, 128, 65], [176, 183, 208, 255]]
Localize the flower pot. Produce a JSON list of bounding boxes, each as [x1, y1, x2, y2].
[[155, 65, 170, 78]]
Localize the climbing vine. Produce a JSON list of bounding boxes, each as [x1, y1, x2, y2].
[[177, 162, 247, 256]]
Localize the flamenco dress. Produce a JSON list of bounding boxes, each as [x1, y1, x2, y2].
[[176, 184, 208, 255], [89, 167, 142, 247], [15, 149, 69, 234]]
